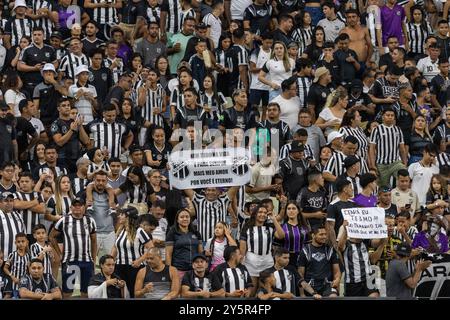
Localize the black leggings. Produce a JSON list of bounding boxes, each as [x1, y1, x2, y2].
[[114, 264, 143, 298]]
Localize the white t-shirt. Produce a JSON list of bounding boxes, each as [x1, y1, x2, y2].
[[152, 217, 168, 261], [408, 162, 439, 206], [231, 0, 253, 20], [4, 89, 26, 116], [203, 13, 222, 48], [205, 237, 228, 270], [271, 94, 301, 129], [317, 18, 346, 42], [416, 56, 439, 83], [68, 84, 98, 124], [262, 58, 295, 87], [250, 47, 271, 91], [318, 107, 343, 135]]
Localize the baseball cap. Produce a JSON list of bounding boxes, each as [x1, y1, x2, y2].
[[0, 192, 15, 200], [0, 100, 9, 110], [394, 243, 411, 257], [351, 79, 363, 89], [313, 67, 330, 83], [192, 253, 208, 262], [196, 23, 208, 29], [344, 155, 360, 168], [327, 131, 344, 145], [72, 197, 85, 206], [50, 31, 62, 39], [290, 140, 305, 153]]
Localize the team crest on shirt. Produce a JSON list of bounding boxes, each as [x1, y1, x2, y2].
[[45, 52, 50, 58], [322, 92, 327, 98], [287, 274, 293, 281], [20, 278, 27, 285], [101, 73, 107, 81], [89, 73, 94, 82], [270, 128, 278, 135], [62, 126, 68, 134], [5, 125, 12, 133], [312, 252, 326, 262], [35, 288, 43, 294], [157, 48, 161, 54], [396, 10, 401, 15], [157, 154, 163, 161]]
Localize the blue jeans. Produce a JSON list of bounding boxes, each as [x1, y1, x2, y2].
[[62, 261, 94, 294], [305, 7, 325, 26]]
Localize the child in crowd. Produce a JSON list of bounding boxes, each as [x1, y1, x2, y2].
[[205, 221, 237, 271], [3, 233, 31, 298], [30, 224, 55, 278]]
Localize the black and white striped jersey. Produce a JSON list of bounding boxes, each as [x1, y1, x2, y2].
[[71, 177, 88, 195], [343, 240, 372, 284], [406, 22, 432, 54], [369, 124, 404, 165], [115, 227, 151, 265], [30, 242, 52, 275], [31, 0, 55, 39], [160, 0, 183, 34], [46, 195, 72, 217], [268, 266, 298, 295], [138, 84, 166, 126], [14, 191, 44, 235], [146, 5, 161, 24], [437, 152, 450, 169], [240, 223, 275, 256], [279, 142, 314, 161], [58, 52, 90, 81], [6, 251, 31, 290], [339, 126, 369, 160], [297, 76, 312, 109], [4, 17, 34, 47], [199, 91, 226, 120], [90, 0, 119, 24], [54, 214, 97, 263], [87, 120, 130, 158], [103, 57, 123, 85], [192, 193, 231, 241], [291, 27, 312, 56], [213, 262, 253, 293], [323, 151, 369, 177], [119, 183, 152, 204], [0, 210, 25, 259]]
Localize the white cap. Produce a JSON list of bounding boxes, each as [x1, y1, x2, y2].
[[75, 65, 91, 77], [41, 63, 56, 76], [327, 131, 344, 145], [13, 0, 27, 10]]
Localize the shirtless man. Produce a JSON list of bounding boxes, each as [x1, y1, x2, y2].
[[340, 9, 373, 65]]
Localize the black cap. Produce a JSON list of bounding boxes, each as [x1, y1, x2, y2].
[[122, 206, 139, 219], [0, 100, 8, 110], [129, 145, 142, 154], [72, 197, 85, 206], [394, 243, 411, 257], [50, 31, 62, 39], [0, 192, 15, 200], [196, 23, 208, 29], [289, 141, 305, 153], [351, 79, 363, 89], [344, 155, 360, 168], [192, 253, 208, 262]]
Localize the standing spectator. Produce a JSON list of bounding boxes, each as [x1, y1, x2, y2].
[[68, 65, 98, 125], [333, 33, 360, 86], [291, 109, 326, 160], [386, 242, 431, 299], [33, 63, 67, 130], [408, 143, 439, 206], [166, 208, 203, 279], [339, 109, 369, 160], [3, 0, 34, 50], [3, 232, 30, 298], [279, 141, 309, 200], [315, 87, 347, 135], [406, 6, 432, 59], [49, 198, 97, 299], [271, 77, 301, 130], [103, 40, 124, 85], [3, 71, 26, 116], [258, 42, 295, 101], [243, 0, 272, 41], [368, 107, 408, 188], [167, 17, 195, 75], [378, 186, 399, 219], [291, 11, 313, 56], [317, 2, 345, 42], [81, 21, 105, 56], [391, 169, 421, 223], [0, 192, 25, 264], [272, 15, 294, 47], [220, 89, 258, 131], [111, 207, 153, 298], [298, 225, 340, 298], [228, 28, 249, 92], [203, 1, 224, 48], [417, 43, 440, 83], [118, 0, 147, 43], [135, 21, 166, 68], [380, 0, 408, 54], [15, 100, 39, 168], [368, 66, 401, 116], [58, 37, 90, 81], [307, 66, 333, 121], [50, 98, 90, 173], [353, 173, 378, 207], [89, 49, 114, 106], [0, 102, 18, 164]]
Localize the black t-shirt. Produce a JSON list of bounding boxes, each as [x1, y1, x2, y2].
[[227, 45, 249, 89], [104, 86, 125, 111], [272, 29, 291, 47], [307, 83, 333, 116], [174, 106, 207, 129], [15, 117, 37, 155], [19, 274, 59, 293], [296, 186, 328, 228], [382, 204, 398, 218], [89, 67, 114, 106], [20, 44, 56, 85], [120, 114, 143, 146], [333, 49, 359, 84], [327, 199, 357, 235], [275, 0, 300, 15], [144, 142, 172, 170], [33, 82, 62, 127], [243, 4, 273, 35], [379, 53, 392, 70], [304, 44, 323, 63], [316, 59, 340, 86], [88, 272, 123, 298], [181, 270, 223, 292], [0, 117, 16, 164], [298, 243, 340, 281], [50, 118, 81, 160], [82, 38, 105, 56], [437, 37, 450, 60], [370, 77, 399, 114], [430, 73, 450, 108], [348, 93, 373, 122], [121, 0, 147, 24]]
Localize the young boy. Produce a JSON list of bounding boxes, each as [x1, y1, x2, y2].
[[30, 224, 54, 277], [436, 20, 450, 60], [0, 250, 10, 299], [393, 211, 418, 245], [391, 169, 421, 224], [3, 233, 31, 298], [189, 38, 209, 90], [14, 172, 45, 244]]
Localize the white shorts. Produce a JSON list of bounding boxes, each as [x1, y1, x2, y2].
[[244, 252, 274, 277]]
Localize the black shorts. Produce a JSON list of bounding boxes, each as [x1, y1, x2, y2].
[[345, 282, 379, 297], [308, 281, 338, 297]]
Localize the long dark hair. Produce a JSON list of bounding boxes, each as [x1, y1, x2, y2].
[[410, 5, 428, 30], [340, 108, 359, 128], [173, 208, 196, 233], [155, 55, 172, 78], [298, 10, 311, 29], [243, 204, 268, 230], [311, 26, 325, 47], [207, 221, 228, 267], [120, 166, 150, 192], [284, 201, 308, 229]]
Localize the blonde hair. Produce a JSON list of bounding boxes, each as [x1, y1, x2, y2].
[[55, 175, 74, 215], [324, 87, 347, 109], [271, 41, 292, 73]]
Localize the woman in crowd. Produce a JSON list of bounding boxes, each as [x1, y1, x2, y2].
[[408, 115, 433, 165], [339, 109, 369, 160], [302, 26, 325, 62], [88, 254, 128, 298], [291, 11, 313, 56], [316, 87, 348, 135]]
